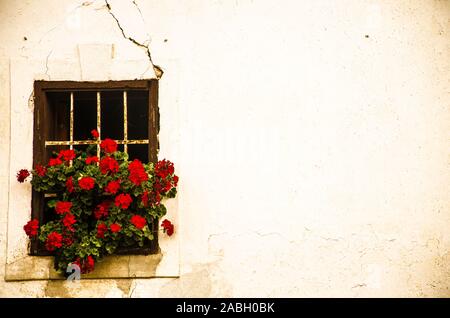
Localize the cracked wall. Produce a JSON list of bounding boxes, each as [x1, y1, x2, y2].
[[1, 0, 450, 297]]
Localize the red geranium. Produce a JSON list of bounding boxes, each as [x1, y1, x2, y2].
[[62, 213, 76, 231], [23, 219, 39, 237], [55, 201, 72, 214], [85, 255, 95, 273], [18, 129, 179, 275], [66, 176, 74, 193], [130, 215, 146, 229], [91, 129, 99, 139], [141, 190, 149, 207], [85, 156, 99, 165], [148, 190, 161, 206], [63, 234, 74, 247], [110, 223, 121, 233], [96, 223, 108, 238], [35, 164, 47, 177], [161, 219, 174, 236], [78, 176, 95, 190], [105, 180, 121, 194], [100, 138, 117, 154], [154, 176, 176, 194], [74, 255, 95, 274], [99, 156, 119, 174], [49, 157, 63, 166], [16, 169, 30, 183], [128, 159, 148, 186], [45, 231, 63, 251], [153, 178, 162, 193], [94, 201, 111, 219], [154, 159, 175, 179], [163, 180, 172, 192], [59, 149, 76, 161], [153, 178, 171, 196], [115, 193, 132, 209]]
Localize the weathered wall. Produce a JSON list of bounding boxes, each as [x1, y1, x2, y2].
[[0, 0, 449, 297]]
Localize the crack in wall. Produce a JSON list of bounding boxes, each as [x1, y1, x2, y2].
[[104, 0, 163, 79], [351, 283, 367, 289], [132, 0, 147, 40], [128, 280, 137, 298], [44, 50, 53, 78]]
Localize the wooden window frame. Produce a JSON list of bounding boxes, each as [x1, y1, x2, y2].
[[31, 80, 160, 256]]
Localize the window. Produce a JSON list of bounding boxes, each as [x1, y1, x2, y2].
[[31, 80, 159, 256]]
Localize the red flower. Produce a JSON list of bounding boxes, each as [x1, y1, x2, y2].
[[164, 180, 172, 192], [59, 149, 76, 161], [152, 191, 161, 205], [153, 178, 170, 196], [110, 223, 122, 233], [66, 176, 74, 193], [94, 201, 111, 219], [161, 219, 174, 236], [96, 223, 108, 238], [153, 178, 162, 193], [85, 156, 99, 165], [78, 176, 95, 190], [91, 129, 99, 139], [115, 193, 132, 209], [154, 159, 175, 179], [35, 164, 47, 177], [49, 157, 63, 166], [74, 256, 95, 274], [55, 201, 72, 215], [100, 138, 117, 154], [86, 255, 95, 272], [128, 159, 148, 186], [147, 190, 161, 206], [62, 213, 76, 231], [45, 231, 63, 251], [16, 169, 30, 183], [23, 219, 39, 237], [99, 156, 119, 174], [130, 215, 146, 230], [173, 175, 179, 187], [141, 190, 149, 207], [105, 180, 121, 194], [63, 234, 74, 247]]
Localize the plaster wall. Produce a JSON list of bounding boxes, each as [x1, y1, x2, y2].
[[0, 0, 449, 297]]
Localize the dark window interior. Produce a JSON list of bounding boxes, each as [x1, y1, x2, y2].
[[128, 90, 149, 140], [47, 92, 70, 142], [101, 90, 124, 141], [74, 91, 97, 141]]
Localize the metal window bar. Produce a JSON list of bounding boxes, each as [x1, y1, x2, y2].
[[45, 140, 150, 146], [69, 93, 74, 150], [44, 90, 149, 157], [69, 92, 74, 166], [97, 91, 101, 158], [123, 91, 128, 153]]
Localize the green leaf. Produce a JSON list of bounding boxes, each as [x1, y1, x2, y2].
[[47, 199, 57, 208], [24, 143, 179, 275]]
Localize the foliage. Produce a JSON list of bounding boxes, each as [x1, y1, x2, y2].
[[21, 131, 178, 274]]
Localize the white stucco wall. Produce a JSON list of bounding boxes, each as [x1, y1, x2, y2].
[[0, 0, 449, 297]]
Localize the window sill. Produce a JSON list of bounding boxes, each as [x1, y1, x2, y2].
[[5, 252, 179, 281]]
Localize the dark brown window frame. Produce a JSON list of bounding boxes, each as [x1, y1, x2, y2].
[[31, 80, 160, 256]]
